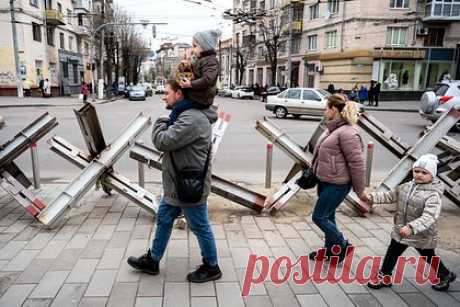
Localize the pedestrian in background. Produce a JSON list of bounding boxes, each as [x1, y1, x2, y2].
[[369, 80, 375, 106], [308, 94, 368, 263], [374, 82, 381, 107], [80, 81, 89, 103]]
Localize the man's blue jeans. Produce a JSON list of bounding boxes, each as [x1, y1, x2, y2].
[[312, 181, 351, 249], [149, 198, 218, 267]]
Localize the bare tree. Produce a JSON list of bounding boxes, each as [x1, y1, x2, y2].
[[257, 9, 282, 86]]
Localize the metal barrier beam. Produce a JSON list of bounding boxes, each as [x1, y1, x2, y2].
[[74, 103, 107, 156], [0, 112, 57, 166], [48, 136, 159, 215], [38, 113, 151, 226], [256, 118, 370, 215], [129, 143, 265, 213], [377, 107, 460, 193]]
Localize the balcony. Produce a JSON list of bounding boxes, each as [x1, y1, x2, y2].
[[281, 21, 303, 35], [424, 0, 460, 21], [242, 34, 256, 47], [72, 0, 90, 13], [45, 10, 65, 25], [74, 25, 90, 37]]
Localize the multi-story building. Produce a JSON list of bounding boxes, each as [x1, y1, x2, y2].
[[218, 37, 232, 88], [0, 0, 97, 96], [232, 0, 460, 99], [155, 42, 191, 80]]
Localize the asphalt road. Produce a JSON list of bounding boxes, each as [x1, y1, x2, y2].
[[1, 95, 458, 185]]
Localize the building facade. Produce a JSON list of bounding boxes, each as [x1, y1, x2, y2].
[[154, 42, 191, 81], [0, 0, 99, 96], [232, 0, 460, 99]]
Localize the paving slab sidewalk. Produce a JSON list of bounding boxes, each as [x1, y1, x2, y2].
[[0, 184, 459, 307]]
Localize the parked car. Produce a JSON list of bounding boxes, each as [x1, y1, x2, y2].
[[128, 86, 146, 101], [123, 85, 133, 98], [139, 83, 153, 96], [0, 115, 5, 129], [419, 80, 460, 128], [218, 88, 233, 97], [231, 86, 254, 99], [265, 88, 364, 119], [155, 84, 165, 94], [260, 86, 281, 102]]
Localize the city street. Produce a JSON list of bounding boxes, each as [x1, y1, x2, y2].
[[0, 95, 449, 186]]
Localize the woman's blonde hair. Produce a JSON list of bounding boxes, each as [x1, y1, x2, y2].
[[327, 94, 359, 125]]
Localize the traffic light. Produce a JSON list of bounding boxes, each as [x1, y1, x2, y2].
[[152, 25, 156, 39]]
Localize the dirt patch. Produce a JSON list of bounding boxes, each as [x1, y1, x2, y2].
[[207, 183, 315, 224], [437, 215, 460, 254]]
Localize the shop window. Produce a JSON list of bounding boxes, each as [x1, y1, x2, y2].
[[381, 61, 415, 90], [73, 64, 78, 83], [385, 27, 407, 46], [62, 62, 68, 78]]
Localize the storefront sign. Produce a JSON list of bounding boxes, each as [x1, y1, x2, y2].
[[373, 49, 425, 59]]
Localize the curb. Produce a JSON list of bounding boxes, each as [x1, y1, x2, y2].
[[0, 96, 122, 108], [366, 108, 419, 113]]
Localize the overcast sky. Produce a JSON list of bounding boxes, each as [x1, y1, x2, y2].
[[114, 0, 233, 50]]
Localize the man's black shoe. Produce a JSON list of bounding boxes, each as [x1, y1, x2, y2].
[[308, 248, 329, 261], [187, 263, 222, 283], [127, 250, 159, 275], [432, 272, 456, 291], [367, 272, 393, 289]]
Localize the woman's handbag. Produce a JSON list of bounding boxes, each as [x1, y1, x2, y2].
[[296, 168, 319, 190], [169, 147, 211, 203]]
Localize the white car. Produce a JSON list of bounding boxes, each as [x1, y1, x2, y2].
[[265, 88, 332, 118], [419, 80, 460, 128], [231, 86, 254, 99], [155, 85, 165, 94]]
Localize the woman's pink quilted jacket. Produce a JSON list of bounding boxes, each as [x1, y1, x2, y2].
[[312, 117, 366, 195]]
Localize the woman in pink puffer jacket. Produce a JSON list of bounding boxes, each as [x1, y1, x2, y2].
[[309, 94, 368, 262]]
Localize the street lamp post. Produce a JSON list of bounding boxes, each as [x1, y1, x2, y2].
[[89, 21, 167, 101]]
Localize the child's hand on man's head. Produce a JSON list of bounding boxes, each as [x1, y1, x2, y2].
[[180, 78, 192, 88]]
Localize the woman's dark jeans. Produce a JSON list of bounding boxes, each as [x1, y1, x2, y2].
[[312, 181, 351, 249]]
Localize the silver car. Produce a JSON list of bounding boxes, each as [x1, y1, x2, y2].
[[419, 80, 460, 128], [128, 86, 146, 101]]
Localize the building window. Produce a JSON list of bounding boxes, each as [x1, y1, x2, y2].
[[59, 33, 65, 49], [424, 28, 445, 46], [386, 27, 407, 46], [78, 13, 83, 26], [307, 34, 317, 51], [32, 23, 41, 42], [35, 60, 43, 84], [270, 0, 275, 9], [258, 45, 264, 58], [67, 9, 72, 24], [57, 2, 62, 13], [328, 0, 339, 14], [425, 0, 460, 18], [390, 0, 409, 8], [69, 36, 74, 51], [30, 0, 38, 8], [84, 42, 89, 55], [47, 26, 54, 46], [292, 36, 301, 54], [325, 30, 337, 49], [310, 4, 319, 19]]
